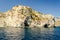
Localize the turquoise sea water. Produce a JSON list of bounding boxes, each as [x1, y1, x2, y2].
[[0, 26, 60, 40]]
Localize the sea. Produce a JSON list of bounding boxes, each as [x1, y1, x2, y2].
[[0, 26, 60, 40]]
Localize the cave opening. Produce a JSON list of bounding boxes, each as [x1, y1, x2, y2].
[[44, 24, 48, 28]]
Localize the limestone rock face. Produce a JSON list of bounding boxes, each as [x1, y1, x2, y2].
[[55, 18, 60, 26], [0, 5, 55, 28]]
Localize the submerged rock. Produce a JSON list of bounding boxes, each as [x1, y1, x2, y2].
[[0, 5, 55, 28]]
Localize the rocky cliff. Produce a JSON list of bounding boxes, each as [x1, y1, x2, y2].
[[0, 5, 55, 28], [55, 18, 60, 26]]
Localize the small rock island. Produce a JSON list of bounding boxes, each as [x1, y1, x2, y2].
[[0, 5, 56, 28]]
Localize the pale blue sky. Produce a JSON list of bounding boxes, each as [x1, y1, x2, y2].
[[0, 0, 60, 17]]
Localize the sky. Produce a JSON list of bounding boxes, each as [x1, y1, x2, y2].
[[0, 0, 60, 17]]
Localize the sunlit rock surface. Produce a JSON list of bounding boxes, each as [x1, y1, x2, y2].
[[0, 5, 55, 28]]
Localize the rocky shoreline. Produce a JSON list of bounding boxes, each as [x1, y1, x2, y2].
[[0, 5, 56, 28]]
